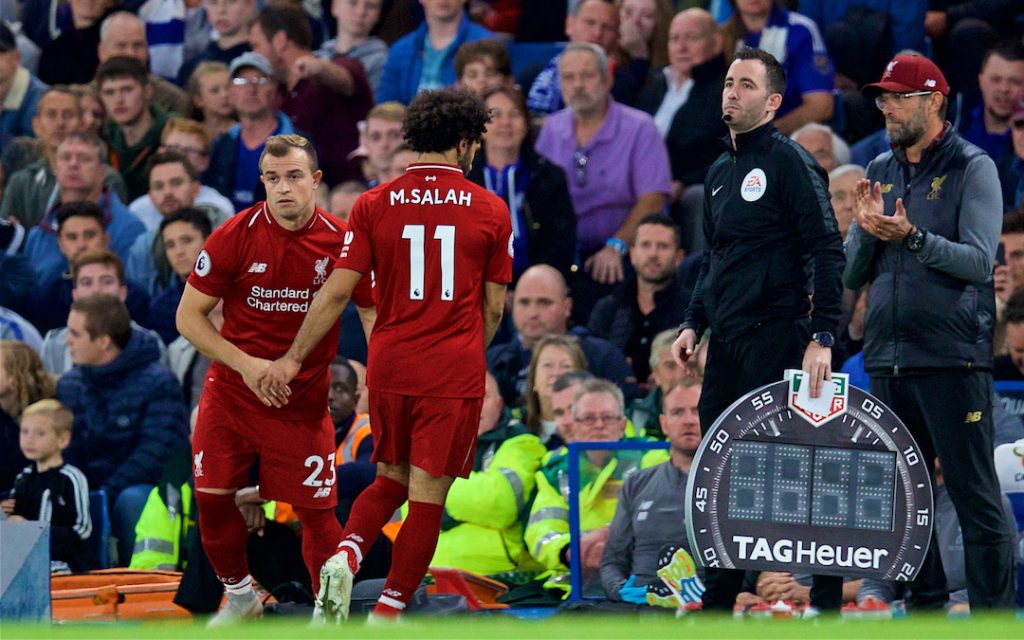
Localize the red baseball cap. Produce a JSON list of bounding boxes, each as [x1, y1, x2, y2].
[[863, 55, 949, 98]]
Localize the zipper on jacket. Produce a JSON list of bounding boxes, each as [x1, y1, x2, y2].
[[892, 166, 913, 376]]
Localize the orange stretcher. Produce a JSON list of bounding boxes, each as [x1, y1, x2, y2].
[[50, 570, 191, 622]]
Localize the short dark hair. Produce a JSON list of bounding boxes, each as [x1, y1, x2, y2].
[[734, 47, 787, 97], [981, 41, 1024, 71], [257, 5, 312, 51], [160, 207, 213, 239], [1005, 288, 1024, 325], [403, 88, 490, 153], [95, 56, 150, 87], [330, 356, 358, 390], [146, 150, 199, 183], [635, 213, 682, 250], [69, 293, 132, 350], [1003, 212, 1024, 235], [71, 249, 125, 286], [260, 134, 319, 174], [455, 39, 512, 79], [56, 201, 106, 234]]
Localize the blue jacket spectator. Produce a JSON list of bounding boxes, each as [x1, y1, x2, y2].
[[0, 23, 48, 148], [208, 113, 297, 211], [59, 314, 188, 499], [23, 189, 145, 283], [726, 1, 834, 132], [376, 11, 493, 105]]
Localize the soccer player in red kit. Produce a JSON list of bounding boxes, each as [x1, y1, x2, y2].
[[175, 134, 375, 625], [259, 88, 512, 622]]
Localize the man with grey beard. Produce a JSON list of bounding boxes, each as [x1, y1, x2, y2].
[[845, 54, 1015, 610]]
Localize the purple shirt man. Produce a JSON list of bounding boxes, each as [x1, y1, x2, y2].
[[535, 44, 671, 278], [537, 99, 671, 255]]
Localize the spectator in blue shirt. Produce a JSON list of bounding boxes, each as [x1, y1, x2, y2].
[[721, 0, 834, 135], [376, 0, 494, 105], [957, 43, 1024, 164]]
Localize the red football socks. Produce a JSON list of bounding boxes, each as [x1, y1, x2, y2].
[[195, 491, 250, 587], [373, 500, 444, 616], [338, 475, 408, 569], [293, 506, 344, 593]]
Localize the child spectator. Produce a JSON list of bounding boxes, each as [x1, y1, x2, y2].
[[2, 399, 93, 572], [318, 0, 388, 95], [186, 62, 237, 141]]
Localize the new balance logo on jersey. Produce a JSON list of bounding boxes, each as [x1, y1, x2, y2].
[[312, 486, 332, 499], [194, 450, 204, 477], [248, 262, 268, 273]]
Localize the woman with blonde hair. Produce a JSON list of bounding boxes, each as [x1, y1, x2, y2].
[[1, 340, 57, 492], [186, 61, 237, 140], [523, 334, 588, 444]]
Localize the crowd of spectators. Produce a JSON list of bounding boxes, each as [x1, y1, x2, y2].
[[1, 0, 1023, 615]]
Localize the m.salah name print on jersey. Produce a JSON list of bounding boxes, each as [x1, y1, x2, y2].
[[389, 187, 473, 207]]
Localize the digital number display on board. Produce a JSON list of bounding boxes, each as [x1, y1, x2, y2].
[[686, 372, 934, 580]]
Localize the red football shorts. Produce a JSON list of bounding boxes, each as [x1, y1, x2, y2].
[[369, 390, 483, 478], [192, 388, 339, 509]]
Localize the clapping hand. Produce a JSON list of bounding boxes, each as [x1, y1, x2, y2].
[[854, 180, 914, 243]]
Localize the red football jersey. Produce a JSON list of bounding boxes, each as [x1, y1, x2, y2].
[[188, 203, 373, 420], [337, 163, 513, 398]]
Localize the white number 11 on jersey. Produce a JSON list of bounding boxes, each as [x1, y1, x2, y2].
[[402, 224, 455, 301]]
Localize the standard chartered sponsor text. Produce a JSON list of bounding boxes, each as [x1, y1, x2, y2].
[[248, 285, 314, 312]]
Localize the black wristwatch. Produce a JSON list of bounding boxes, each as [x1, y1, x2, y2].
[[904, 227, 926, 253], [811, 331, 835, 348]]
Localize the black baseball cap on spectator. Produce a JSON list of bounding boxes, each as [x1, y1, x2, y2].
[[0, 22, 16, 53]]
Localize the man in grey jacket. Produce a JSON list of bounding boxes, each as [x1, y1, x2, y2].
[[845, 54, 1016, 610], [601, 379, 703, 604]]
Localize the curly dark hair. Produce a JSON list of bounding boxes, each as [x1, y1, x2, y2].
[[403, 88, 490, 154]]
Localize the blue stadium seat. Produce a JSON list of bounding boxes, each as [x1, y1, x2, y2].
[[507, 42, 566, 78], [87, 489, 111, 569]]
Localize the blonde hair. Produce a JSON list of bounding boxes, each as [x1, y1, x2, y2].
[[186, 61, 231, 120], [161, 116, 212, 154], [524, 334, 588, 434], [21, 399, 74, 438], [259, 134, 319, 174], [0, 341, 56, 419]]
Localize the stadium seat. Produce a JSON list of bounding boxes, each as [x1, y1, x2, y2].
[[87, 490, 111, 569]]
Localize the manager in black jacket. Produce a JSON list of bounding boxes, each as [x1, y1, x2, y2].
[[846, 55, 1015, 610], [672, 48, 846, 611]]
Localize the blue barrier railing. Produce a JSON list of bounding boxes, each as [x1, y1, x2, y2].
[[566, 440, 670, 602]]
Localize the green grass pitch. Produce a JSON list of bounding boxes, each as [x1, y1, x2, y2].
[[2, 612, 1021, 640]]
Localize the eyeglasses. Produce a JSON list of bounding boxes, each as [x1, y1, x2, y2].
[[573, 149, 589, 187], [874, 91, 932, 111], [575, 413, 624, 426], [232, 76, 271, 87]]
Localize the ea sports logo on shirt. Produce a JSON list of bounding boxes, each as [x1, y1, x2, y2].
[[741, 168, 767, 202], [195, 250, 211, 277]]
